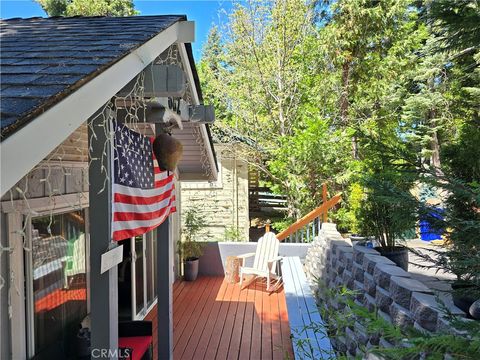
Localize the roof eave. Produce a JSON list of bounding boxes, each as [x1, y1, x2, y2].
[[177, 43, 218, 181]]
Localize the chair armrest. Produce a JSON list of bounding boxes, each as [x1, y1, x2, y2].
[[268, 256, 283, 264], [237, 253, 255, 259], [267, 256, 283, 270]]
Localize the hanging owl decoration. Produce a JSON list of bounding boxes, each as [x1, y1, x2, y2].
[[152, 133, 183, 171]]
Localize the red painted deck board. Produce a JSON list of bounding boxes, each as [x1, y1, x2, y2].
[[172, 276, 293, 360]]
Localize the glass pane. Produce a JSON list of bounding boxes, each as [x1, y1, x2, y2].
[[146, 233, 154, 305], [117, 238, 132, 321], [134, 235, 144, 315], [31, 210, 87, 359], [153, 229, 158, 298]]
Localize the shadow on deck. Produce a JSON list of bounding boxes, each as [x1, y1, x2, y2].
[[172, 276, 294, 360]]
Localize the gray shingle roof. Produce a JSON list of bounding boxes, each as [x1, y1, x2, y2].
[[0, 15, 186, 140]]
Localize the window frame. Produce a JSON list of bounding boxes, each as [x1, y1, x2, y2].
[[25, 207, 90, 359], [130, 231, 157, 320]]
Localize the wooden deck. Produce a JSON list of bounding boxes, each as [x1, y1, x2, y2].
[[172, 276, 294, 360]]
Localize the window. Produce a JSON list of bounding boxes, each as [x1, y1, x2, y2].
[[134, 235, 145, 315], [27, 210, 87, 359], [119, 230, 158, 320], [146, 230, 157, 306]]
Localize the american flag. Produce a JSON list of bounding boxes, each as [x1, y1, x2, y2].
[[111, 121, 176, 241]]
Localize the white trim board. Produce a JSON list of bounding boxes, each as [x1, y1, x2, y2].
[[0, 21, 195, 197], [7, 213, 27, 360]]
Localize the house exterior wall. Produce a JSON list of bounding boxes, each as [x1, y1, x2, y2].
[[180, 144, 249, 242], [0, 146, 88, 358], [1, 32, 214, 358], [0, 146, 182, 359], [0, 160, 88, 359], [0, 167, 88, 202]]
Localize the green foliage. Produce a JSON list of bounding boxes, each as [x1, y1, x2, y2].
[[426, 0, 480, 53], [412, 169, 480, 291], [335, 182, 363, 234], [178, 206, 207, 261], [36, 0, 137, 17], [271, 217, 294, 233], [198, 0, 326, 219], [199, 0, 479, 258], [356, 137, 418, 248], [223, 226, 245, 242], [36, 0, 67, 16], [267, 118, 352, 217]]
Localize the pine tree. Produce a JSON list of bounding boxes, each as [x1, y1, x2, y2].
[[36, 0, 137, 17]]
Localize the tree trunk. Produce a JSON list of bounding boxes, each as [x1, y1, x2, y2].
[[431, 129, 441, 171], [340, 60, 350, 126], [428, 108, 442, 174], [340, 60, 358, 159]]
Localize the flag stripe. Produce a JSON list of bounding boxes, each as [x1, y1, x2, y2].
[[113, 184, 174, 205], [113, 197, 176, 222], [112, 202, 176, 232], [112, 195, 174, 214], [113, 224, 161, 241]]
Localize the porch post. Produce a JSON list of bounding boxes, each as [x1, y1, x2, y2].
[[156, 125, 173, 360], [157, 208, 172, 358], [88, 109, 119, 358]]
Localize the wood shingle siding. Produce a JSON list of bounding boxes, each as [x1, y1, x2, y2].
[[1, 123, 88, 202]]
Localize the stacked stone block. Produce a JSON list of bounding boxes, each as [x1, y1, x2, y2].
[[303, 223, 467, 358]]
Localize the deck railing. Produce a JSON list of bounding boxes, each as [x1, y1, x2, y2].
[[276, 184, 342, 243]]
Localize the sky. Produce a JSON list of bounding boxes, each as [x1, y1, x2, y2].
[[0, 0, 235, 60]]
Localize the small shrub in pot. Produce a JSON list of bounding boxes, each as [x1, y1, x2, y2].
[[178, 205, 207, 281], [357, 146, 417, 271]]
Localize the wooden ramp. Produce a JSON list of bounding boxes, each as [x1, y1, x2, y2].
[[172, 276, 294, 360]]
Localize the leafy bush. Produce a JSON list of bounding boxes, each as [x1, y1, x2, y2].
[[178, 206, 207, 261], [357, 138, 418, 249], [271, 217, 295, 233], [334, 182, 363, 234], [224, 226, 245, 242]]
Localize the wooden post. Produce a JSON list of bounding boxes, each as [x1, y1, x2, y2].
[[155, 125, 173, 360], [88, 109, 118, 358]]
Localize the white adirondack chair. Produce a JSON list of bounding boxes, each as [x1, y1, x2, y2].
[[238, 232, 282, 291]]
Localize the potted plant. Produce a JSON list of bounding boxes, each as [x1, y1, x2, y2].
[[178, 205, 207, 281], [358, 150, 417, 271]]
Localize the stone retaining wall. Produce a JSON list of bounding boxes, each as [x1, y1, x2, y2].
[[304, 223, 465, 358]]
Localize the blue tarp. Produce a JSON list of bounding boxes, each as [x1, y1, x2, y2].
[[420, 207, 444, 241]]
